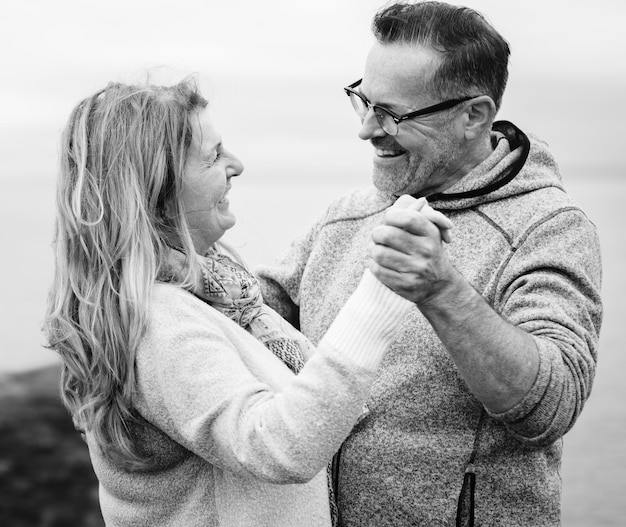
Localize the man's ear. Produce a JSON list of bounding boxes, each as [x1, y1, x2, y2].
[[462, 95, 496, 139]]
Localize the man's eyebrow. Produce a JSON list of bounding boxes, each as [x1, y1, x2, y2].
[[359, 85, 401, 112]]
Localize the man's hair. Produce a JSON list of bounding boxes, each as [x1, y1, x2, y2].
[[372, 1, 510, 109], [45, 78, 207, 470]]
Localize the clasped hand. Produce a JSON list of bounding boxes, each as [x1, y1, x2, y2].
[[369, 195, 457, 305]]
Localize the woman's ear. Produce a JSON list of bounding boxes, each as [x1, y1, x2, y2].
[[462, 95, 497, 140]]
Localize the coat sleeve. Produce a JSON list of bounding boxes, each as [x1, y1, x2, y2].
[[135, 274, 413, 484], [488, 207, 602, 445]]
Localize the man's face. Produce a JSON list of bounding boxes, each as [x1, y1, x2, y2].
[[357, 42, 468, 198]]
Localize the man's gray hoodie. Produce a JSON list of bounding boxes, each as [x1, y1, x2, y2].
[[256, 121, 602, 527]]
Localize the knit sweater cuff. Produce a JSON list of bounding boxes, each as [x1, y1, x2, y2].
[[320, 270, 414, 370]]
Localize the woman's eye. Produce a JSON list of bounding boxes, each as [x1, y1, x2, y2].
[[205, 152, 220, 167]]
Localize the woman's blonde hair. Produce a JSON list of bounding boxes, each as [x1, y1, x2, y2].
[[45, 78, 208, 469]]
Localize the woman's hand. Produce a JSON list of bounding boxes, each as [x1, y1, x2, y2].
[[391, 195, 454, 242], [369, 195, 458, 305]]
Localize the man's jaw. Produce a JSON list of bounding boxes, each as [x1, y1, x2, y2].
[[371, 147, 417, 198]]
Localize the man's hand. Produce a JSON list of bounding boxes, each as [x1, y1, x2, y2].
[[369, 195, 458, 304], [370, 195, 540, 413]]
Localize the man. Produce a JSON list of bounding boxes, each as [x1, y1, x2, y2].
[[257, 1, 602, 525]]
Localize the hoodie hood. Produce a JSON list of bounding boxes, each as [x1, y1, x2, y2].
[[425, 121, 564, 212]]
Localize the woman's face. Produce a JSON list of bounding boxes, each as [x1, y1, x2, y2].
[[180, 108, 244, 254]]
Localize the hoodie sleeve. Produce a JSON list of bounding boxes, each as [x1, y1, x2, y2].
[[255, 213, 325, 329], [488, 207, 602, 445]]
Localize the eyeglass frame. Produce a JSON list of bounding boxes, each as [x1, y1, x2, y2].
[[344, 78, 479, 135]]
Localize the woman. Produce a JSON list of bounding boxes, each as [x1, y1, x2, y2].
[[44, 78, 420, 527]]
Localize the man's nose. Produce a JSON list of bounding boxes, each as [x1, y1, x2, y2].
[[358, 109, 387, 140]]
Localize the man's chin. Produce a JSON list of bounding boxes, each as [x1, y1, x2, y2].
[[371, 167, 414, 198]]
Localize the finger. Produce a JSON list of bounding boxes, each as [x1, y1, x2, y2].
[[440, 229, 452, 244], [421, 204, 454, 243], [386, 199, 454, 244], [393, 194, 426, 211], [382, 208, 441, 239], [371, 232, 441, 280], [368, 258, 421, 296], [371, 224, 429, 254], [369, 241, 426, 273], [421, 204, 454, 230]]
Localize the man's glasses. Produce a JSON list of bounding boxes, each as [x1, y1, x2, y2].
[[344, 79, 477, 136]]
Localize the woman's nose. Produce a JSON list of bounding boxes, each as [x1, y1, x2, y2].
[[225, 150, 244, 177]]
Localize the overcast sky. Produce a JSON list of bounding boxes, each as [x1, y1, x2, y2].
[[1, 0, 624, 372], [1, 0, 625, 179]]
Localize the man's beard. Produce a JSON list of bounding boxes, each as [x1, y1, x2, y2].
[[371, 153, 423, 198], [370, 136, 417, 198], [370, 126, 460, 199]]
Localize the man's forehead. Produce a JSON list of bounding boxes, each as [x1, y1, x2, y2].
[[361, 42, 441, 105]]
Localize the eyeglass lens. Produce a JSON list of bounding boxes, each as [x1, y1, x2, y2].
[[348, 91, 367, 117], [348, 91, 397, 135]]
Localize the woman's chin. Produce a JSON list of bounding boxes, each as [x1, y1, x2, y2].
[[220, 211, 237, 232]]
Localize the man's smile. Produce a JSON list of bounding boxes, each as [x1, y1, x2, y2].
[[375, 147, 406, 158]]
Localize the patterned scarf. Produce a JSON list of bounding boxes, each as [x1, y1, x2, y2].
[[198, 246, 308, 374], [164, 245, 339, 525]]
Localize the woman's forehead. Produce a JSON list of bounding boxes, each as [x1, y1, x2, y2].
[[190, 109, 221, 155]]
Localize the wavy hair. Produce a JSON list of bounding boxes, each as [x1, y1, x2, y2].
[[373, 1, 510, 109], [44, 78, 208, 470]]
